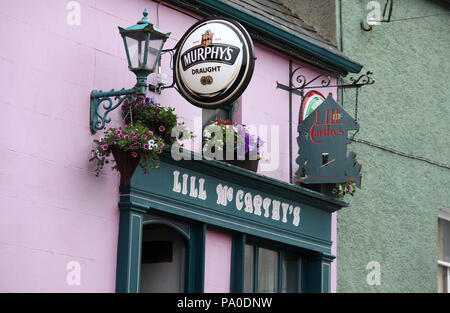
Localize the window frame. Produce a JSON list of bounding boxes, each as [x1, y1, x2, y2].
[[438, 205, 450, 293], [241, 236, 305, 293]]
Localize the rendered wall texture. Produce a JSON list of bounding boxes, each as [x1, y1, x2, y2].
[[336, 0, 450, 292], [204, 229, 232, 292], [281, 0, 337, 46]]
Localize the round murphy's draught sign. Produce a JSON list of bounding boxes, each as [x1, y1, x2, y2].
[[174, 17, 255, 109]]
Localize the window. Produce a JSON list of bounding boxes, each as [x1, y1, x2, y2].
[[244, 243, 302, 293], [140, 224, 187, 293], [438, 206, 450, 293]]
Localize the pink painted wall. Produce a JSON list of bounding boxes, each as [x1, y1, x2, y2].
[[204, 229, 232, 292], [0, 0, 338, 292]]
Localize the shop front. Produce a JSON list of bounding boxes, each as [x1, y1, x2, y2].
[[115, 151, 346, 293]]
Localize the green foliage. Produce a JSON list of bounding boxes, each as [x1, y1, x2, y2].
[[202, 118, 265, 160], [331, 182, 356, 200], [122, 95, 178, 147]]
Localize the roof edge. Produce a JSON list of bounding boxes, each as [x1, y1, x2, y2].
[[166, 0, 363, 75]]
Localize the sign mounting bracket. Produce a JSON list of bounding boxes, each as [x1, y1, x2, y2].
[[276, 64, 374, 184]]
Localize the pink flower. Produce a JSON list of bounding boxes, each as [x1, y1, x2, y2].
[[131, 152, 137, 158], [102, 144, 108, 151], [144, 170, 149, 175], [114, 141, 117, 145], [130, 144, 135, 149], [124, 134, 130, 139], [148, 130, 154, 135], [159, 125, 165, 132], [142, 134, 148, 139], [131, 131, 135, 136], [118, 133, 124, 138], [132, 136, 137, 141], [115, 129, 121, 133], [157, 149, 162, 154], [161, 142, 165, 147], [144, 144, 149, 150]]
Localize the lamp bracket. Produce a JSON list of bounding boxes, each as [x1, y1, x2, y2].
[[90, 88, 142, 134]]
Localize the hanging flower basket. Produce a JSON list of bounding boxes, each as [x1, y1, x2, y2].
[[110, 145, 141, 186], [90, 122, 164, 185], [122, 95, 180, 147], [202, 119, 264, 173], [226, 152, 259, 172]]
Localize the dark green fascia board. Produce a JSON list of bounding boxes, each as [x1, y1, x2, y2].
[[167, 0, 363, 75], [128, 150, 347, 213]]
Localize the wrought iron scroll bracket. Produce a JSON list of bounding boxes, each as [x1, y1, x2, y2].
[[90, 88, 140, 134], [277, 69, 374, 95], [276, 69, 375, 118]]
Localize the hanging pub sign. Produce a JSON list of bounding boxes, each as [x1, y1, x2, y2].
[[173, 17, 255, 109], [295, 95, 362, 187]]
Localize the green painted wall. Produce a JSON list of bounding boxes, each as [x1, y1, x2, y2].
[[336, 0, 450, 292]]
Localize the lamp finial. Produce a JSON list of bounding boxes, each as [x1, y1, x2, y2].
[[138, 8, 150, 24]]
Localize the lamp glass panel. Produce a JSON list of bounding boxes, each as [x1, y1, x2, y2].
[[125, 35, 147, 69], [147, 37, 164, 71]]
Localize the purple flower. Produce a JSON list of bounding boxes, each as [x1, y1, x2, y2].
[[347, 185, 352, 191], [159, 125, 165, 132], [131, 152, 138, 158], [257, 137, 264, 147], [102, 144, 108, 151], [147, 96, 158, 107]]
